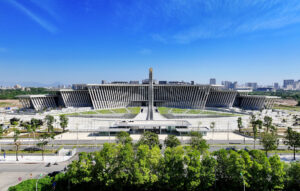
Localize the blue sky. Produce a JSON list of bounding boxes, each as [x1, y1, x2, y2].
[[1, 0, 300, 86]]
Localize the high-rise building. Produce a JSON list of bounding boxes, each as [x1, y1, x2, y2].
[[283, 79, 294, 88], [222, 81, 237, 90], [245, 82, 258, 90], [209, 78, 216, 85], [274, 83, 279, 90]]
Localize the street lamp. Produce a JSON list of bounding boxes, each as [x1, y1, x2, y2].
[[36, 173, 43, 191], [240, 172, 245, 191]]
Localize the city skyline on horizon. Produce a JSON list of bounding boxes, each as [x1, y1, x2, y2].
[[1, 0, 300, 85]]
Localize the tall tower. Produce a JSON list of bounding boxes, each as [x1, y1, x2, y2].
[[147, 68, 154, 120]]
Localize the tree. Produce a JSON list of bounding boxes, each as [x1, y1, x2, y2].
[[261, 133, 278, 157], [256, 119, 263, 138], [285, 162, 300, 190], [210, 122, 215, 145], [30, 118, 43, 141], [116, 131, 132, 145], [237, 117, 243, 133], [59, 115, 68, 132], [284, 127, 300, 160], [251, 119, 258, 149], [137, 131, 160, 149], [0, 124, 4, 154], [10, 117, 20, 126], [45, 115, 54, 133], [36, 133, 54, 161], [164, 134, 180, 148], [189, 132, 209, 153], [264, 116, 273, 133], [297, 100, 300, 106], [159, 146, 185, 190], [13, 129, 21, 161], [134, 144, 161, 189]]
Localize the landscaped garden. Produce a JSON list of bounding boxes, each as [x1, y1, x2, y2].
[[65, 107, 141, 116], [158, 107, 238, 116]]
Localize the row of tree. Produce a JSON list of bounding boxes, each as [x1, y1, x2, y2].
[[0, 88, 51, 99], [1, 115, 69, 161], [9, 132, 300, 191], [236, 115, 300, 160]]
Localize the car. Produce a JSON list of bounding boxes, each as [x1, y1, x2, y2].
[[48, 171, 60, 177], [225, 147, 237, 151], [24, 147, 42, 152]]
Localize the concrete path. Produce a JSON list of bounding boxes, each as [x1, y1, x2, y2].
[[133, 107, 148, 120]]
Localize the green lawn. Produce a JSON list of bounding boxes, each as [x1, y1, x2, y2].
[[127, 107, 141, 114], [158, 107, 238, 116], [64, 107, 141, 115], [273, 105, 300, 111]]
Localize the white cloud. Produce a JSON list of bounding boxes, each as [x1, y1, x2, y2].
[[7, 0, 58, 33]]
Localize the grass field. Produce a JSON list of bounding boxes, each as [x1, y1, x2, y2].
[[273, 105, 300, 111], [158, 107, 238, 116], [65, 107, 141, 116]]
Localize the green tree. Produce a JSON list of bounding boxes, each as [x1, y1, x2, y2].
[[30, 118, 43, 140], [183, 147, 202, 190], [66, 152, 94, 185], [137, 131, 160, 149], [10, 117, 20, 126], [248, 150, 272, 190], [210, 122, 215, 144], [264, 116, 273, 133], [59, 115, 68, 132], [285, 162, 300, 190], [189, 132, 209, 153], [159, 146, 185, 190], [0, 124, 4, 154], [237, 117, 243, 133], [93, 143, 121, 188], [45, 115, 54, 133], [113, 143, 135, 189], [214, 149, 248, 190], [261, 133, 278, 156], [13, 129, 21, 161], [164, 134, 180, 148], [36, 133, 54, 161], [268, 155, 286, 190], [284, 127, 300, 160], [116, 131, 132, 145], [133, 144, 161, 189]]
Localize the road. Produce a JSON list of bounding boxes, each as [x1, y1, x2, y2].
[[0, 154, 77, 191]]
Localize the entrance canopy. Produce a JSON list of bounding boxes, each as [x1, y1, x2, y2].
[[113, 120, 191, 128]]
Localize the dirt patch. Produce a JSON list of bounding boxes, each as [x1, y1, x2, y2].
[[274, 99, 298, 106], [0, 99, 21, 108]]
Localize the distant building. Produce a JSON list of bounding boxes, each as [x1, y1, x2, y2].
[[294, 81, 300, 90], [159, 81, 167, 84], [14, 84, 22, 89], [111, 81, 128, 84], [283, 79, 294, 88], [274, 83, 279, 90], [191, 81, 195, 85], [222, 81, 237, 90], [142, 79, 157, 84], [209, 78, 216, 85], [245, 82, 258, 90], [101, 80, 107, 84], [129, 81, 139, 84], [256, 87, 274, 92]]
